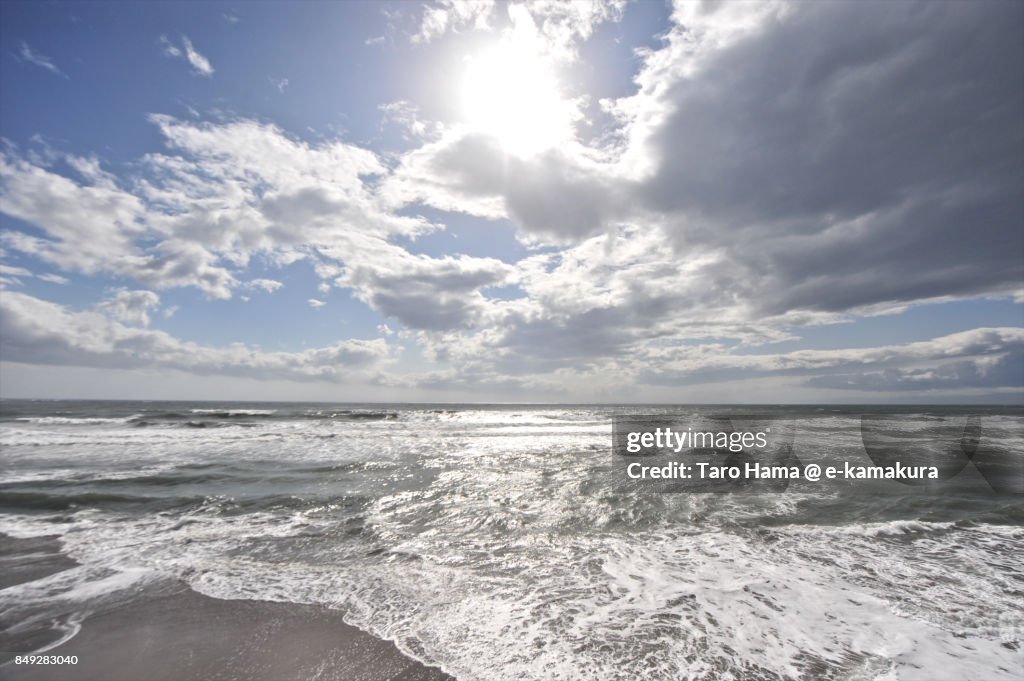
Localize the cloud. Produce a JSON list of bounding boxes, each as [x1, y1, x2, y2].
[[245, 278, 284, 293], [96, 289, 161, 327], [394, 226, 802, 381], [635, 327, 1024, 394], [269, 76, 288, 93], [0, 291, 395, 382], [143, 114, 405, 244], [16, 41, 66, 77], [379, 100, 442, 141], [407, 322, 1024, 400], [411, 0, 626, 60], [139, 239, 237, 299], [521, 0, 627, 61], [314, 234, 513, 331], [7, 286, 1015, 398], [160, 35, 214, 76], [0, 152, 159, 284], [619, 0, 1023, 315], [1, 116, 413, 300], [345, 253, 510, 331], [391, 0, 1022, 320], [3, 1, 1021, 402], [381, 217, 1021, 396], [0, 263, 32, 287], [0, 116, 517, 335], [0, 264, 33, 278], [308, 298, 326, 308], [159, 35, 182, 58], [414, 0, 494, 44], [0, 263, 68, 287], [384, 131, 630, 243]]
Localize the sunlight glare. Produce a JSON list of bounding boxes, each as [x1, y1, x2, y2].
[[461, 39, 572, 157]]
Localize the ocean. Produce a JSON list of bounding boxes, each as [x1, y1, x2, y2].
[[1, 400, 1022, 680]]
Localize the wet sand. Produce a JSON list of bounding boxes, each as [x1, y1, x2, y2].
[[0, 535, 453, 681], [0, 533, 78, 590]]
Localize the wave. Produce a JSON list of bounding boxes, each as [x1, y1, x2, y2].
[[0, 491, 206, 512], [3, 407, 606, 429], [2, 404, 1021, 680], [780, 519, 959, 538], [13, 416, 141, 425], [190, 408, 278, 416], [131, 410, 399, 426]]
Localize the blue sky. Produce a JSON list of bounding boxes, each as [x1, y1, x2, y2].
[[0, 0, 1021, 402]]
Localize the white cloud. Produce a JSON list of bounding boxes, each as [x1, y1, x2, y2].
[[0, 153, 146, 274], [308, 298, 326, 308], [521, 0, 627, 61], [17, 41, 66, 77], [414, 0, 494, 44], [96, 289, 161, 327], [0, 262, 69, 287], [0, 116, 431, 300], [2, 116, 514, 336], [245, 278, 284, 293], [379, 100, 442, 141], [160, 35, 214, 76], [314, 234, 513, 331], [182, 37, 214, 76], [269, 76, 289, 93], [411, 0, 625, 61], [0, 263, 30, 288], [0, 264, 33, 279], [1, 291, 396, 382]]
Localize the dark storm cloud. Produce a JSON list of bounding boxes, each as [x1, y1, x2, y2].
[[641, 0, 1023, 313]]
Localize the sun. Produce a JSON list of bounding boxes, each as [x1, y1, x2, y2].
[[460, 39, 573, 157]]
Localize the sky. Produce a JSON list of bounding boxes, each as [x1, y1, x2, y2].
[[0, 0, 1021, 403]]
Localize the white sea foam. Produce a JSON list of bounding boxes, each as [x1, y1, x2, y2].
[[1, 406, 1021, 679], [8, 491, 1018, 680], [782, 519, 958, 538], [189, 409, 278, 415], [13, 416, 141, 425]]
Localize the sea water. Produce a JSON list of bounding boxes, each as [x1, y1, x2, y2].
[[1, 401, 1022, 680]]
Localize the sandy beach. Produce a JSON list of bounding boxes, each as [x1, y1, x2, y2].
[[1, 535, 452, 681]]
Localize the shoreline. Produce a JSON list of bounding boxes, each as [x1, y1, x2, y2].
[[0, 534, 454, 681]]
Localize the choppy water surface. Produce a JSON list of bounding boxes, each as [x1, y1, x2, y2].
[[1, 401, 1022, 680]]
